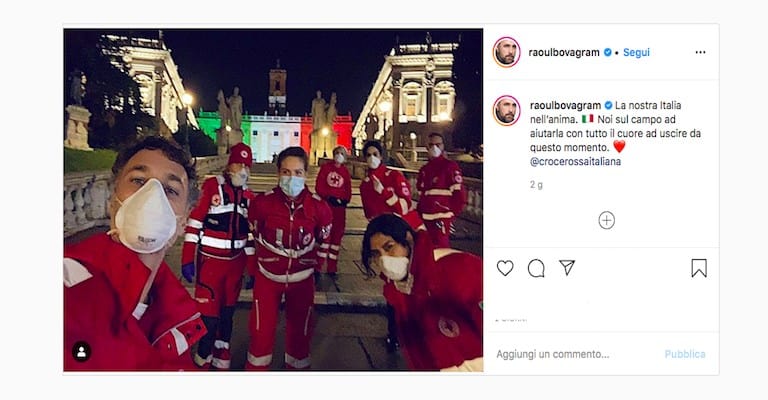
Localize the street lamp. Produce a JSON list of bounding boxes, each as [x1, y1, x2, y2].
[[181, 92, 194, 156], [223, 124, 231, 151], [321, 127, 329, 158], [409, 132, 417, 162], [379, 100, 391, 134]]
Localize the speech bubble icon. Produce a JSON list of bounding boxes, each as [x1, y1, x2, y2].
[[528, 259, 545, 278], [497, 260, 514, 276]]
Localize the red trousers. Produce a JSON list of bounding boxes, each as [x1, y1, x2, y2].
[[194, 251, 246, 317], [246, 272, 315, 370], [425, 219, 452, 248], [320, 205, 346, 273]]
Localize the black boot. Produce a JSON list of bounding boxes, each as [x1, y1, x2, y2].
[[194, 316, 220, 368], [212, 307, 235, 370], [385, 304, 399, 353], [218, 306, 236, 344]]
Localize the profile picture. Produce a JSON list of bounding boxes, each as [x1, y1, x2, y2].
[[493, 95, 519, 126], [493, 36, 519, 67]]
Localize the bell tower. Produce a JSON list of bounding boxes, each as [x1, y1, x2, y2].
[[268, 59, 287, 115]]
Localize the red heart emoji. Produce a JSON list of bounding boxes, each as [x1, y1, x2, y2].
[[613, 140, 625, 153]]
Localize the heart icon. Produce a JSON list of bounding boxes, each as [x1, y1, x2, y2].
[[497, 260, 514, 276], [613, 140, 626, 153]]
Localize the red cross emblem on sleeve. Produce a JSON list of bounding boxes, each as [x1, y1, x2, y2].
[[328, 171, 343, 188]]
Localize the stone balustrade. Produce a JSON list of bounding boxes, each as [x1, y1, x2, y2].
[[63, 155, 228, 238], [192, 154, 228, 177], [63, 171, 113, 238]]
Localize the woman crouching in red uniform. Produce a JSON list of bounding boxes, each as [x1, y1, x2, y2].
[[361, 213, 483, 371]]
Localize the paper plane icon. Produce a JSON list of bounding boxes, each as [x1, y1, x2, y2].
[[559, 260, 575, 276]]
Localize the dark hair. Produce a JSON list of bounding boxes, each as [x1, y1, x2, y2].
[[361, 213, 414, 277], [111, 136, 199, 206], [427, 132, 445, 142], [277, 146, 308, 171], [362, 140, 383, 158]]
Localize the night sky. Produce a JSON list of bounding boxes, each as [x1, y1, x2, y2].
[[64, 28, 482, 126]]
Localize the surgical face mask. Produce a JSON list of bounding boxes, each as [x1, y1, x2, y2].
[[428, 145, 442, 158], [367, 155, 381, 169], [113, 178, 178, 254], [230, 167, 249, 187], [279, 175, 305, 198], [334, 153, 345, 164], [378, 256, 409, 281]]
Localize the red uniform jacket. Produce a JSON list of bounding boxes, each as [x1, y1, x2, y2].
[[315, 161, 352, 205], [416, 155, 467, 221], [380, 227, 483, 371], [359, 165, 412, 220], [182, 175, 256, 267], [248, 187, 333, 280], [64, 234, 206, 371]]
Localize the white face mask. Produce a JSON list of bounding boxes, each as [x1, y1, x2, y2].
[[279, 175, 305, 198], [113, 178, 178, 254], [428, 145, 442, 158], [230, 167, 249, 187], [378, 255, 409, 281], [334, 153, 345, 164], [367, 155, 381, 169]]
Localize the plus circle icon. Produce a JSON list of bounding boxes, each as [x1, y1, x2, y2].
[[598, 211, 615, 230]]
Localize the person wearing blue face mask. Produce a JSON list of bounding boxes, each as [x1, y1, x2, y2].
[[245, 146, 333, 370]]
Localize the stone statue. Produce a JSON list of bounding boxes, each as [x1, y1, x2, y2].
[[311, 90, 326, 131], [64, 105, 93, 151], [69, 70, 86, 106], [365, 113, 379, 141], [228, 86, 243, 130], [326, 92, 337, 125], [217, 89, 230, 129]]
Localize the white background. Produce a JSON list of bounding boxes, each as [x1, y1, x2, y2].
[[4, 1, 767, 399], [486, 81, 719, 247], [484, 24, 720, 375]]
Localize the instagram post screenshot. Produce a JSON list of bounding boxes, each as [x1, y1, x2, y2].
[[61, 22, 718, 376], [36, 8, 766, 397]]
